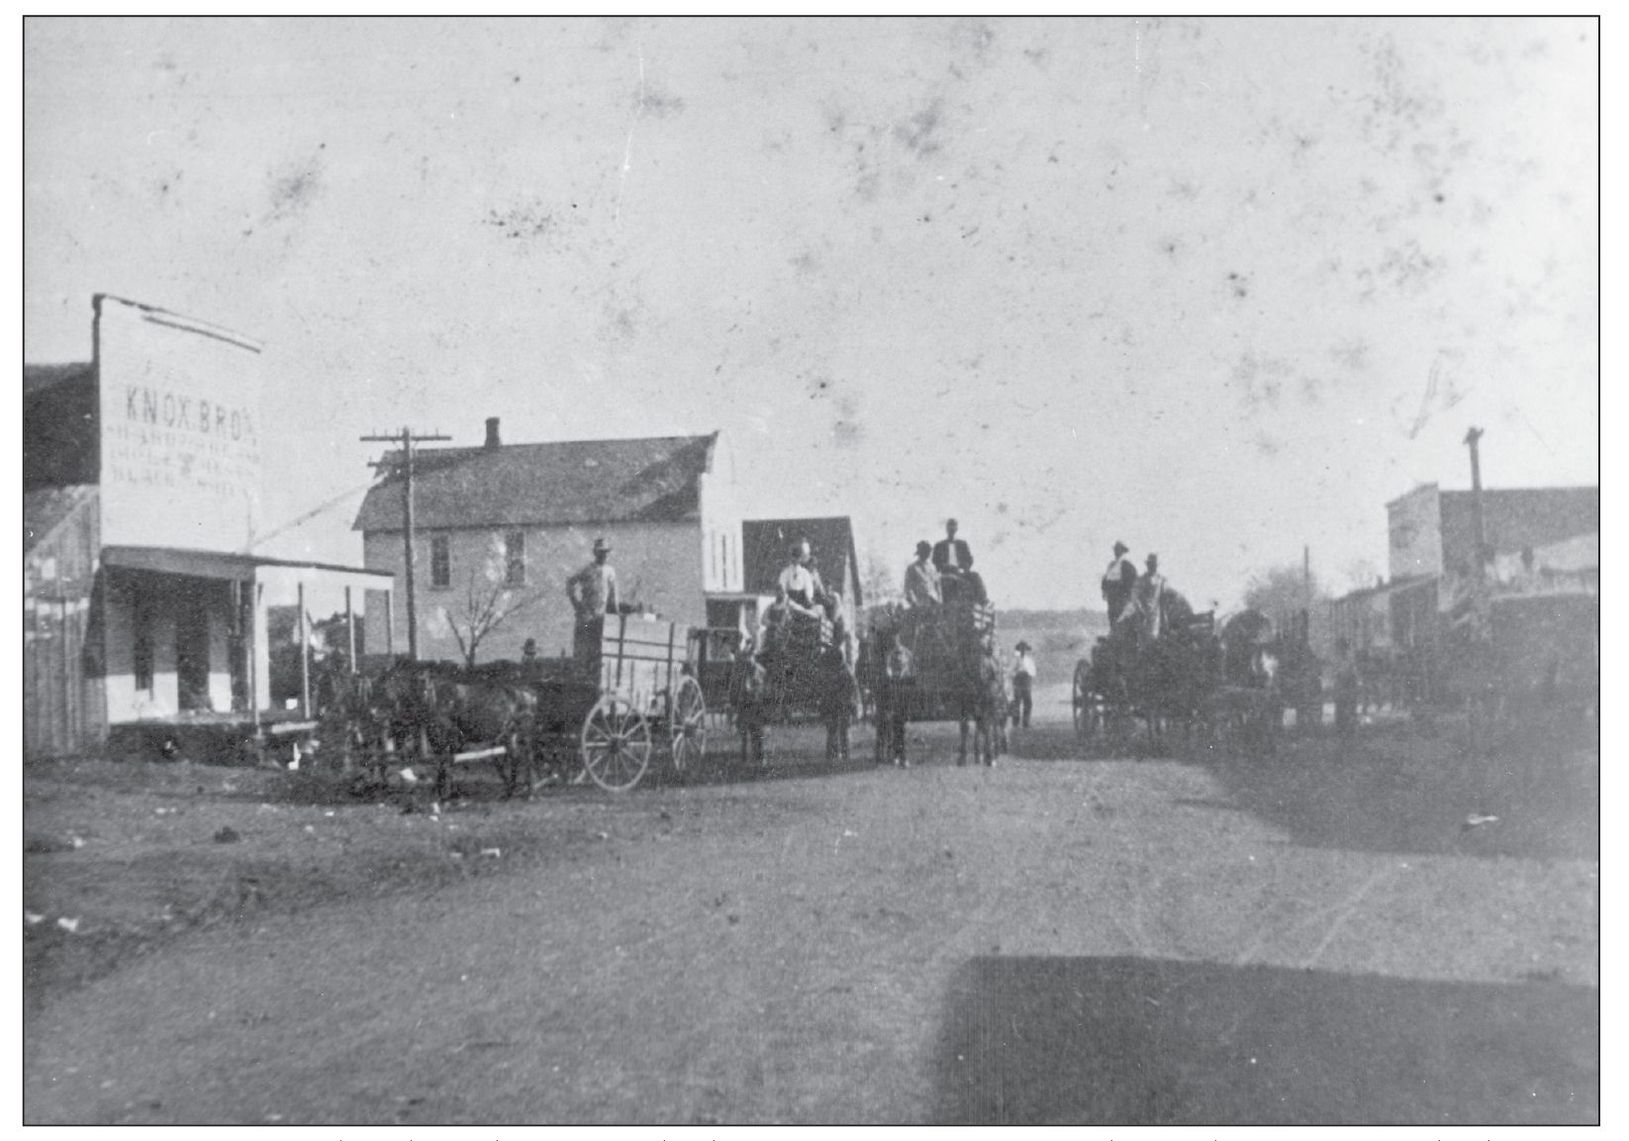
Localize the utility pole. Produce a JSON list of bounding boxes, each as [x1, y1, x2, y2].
[[362, 427, 451, 660], [1463, 426, 1490, 644], [1463, 426, 1487, 572]]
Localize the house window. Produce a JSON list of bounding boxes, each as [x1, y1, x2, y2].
[[133, 606, 154, 693], [430, 535, 450, 588], [505, 530, 526, 586]]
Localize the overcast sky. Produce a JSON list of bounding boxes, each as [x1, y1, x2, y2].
[[23, 16, 1599, 611]]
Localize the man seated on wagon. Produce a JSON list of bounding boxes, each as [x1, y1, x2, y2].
[[777, 538, 828, 621], [759, 586, 793, 658], [903, 541, 942, 609]]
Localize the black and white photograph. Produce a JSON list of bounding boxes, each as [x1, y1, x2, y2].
[[22, 16, 1599, 1126]]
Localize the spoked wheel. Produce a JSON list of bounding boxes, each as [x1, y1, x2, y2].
[[580, 694, 653, 792], [667, 675, 708, 773], [1072, 661, 1092, 739]]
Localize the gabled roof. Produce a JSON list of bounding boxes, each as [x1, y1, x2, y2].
[[742, 517, 862, 607], [24, 362, 99, 489], [353, 433, 718, 532], [24, 485, 97, 555]]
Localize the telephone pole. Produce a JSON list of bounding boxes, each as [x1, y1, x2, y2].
[[362, 427, 451, 660], [1463, 426, 1489, 641], [1463, 426, 1487, 571]]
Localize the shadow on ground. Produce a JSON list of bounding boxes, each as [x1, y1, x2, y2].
[[1002, 716, 1598, 862], [930, 954, 1597, 1125], [1182, 716, 1599, 861]]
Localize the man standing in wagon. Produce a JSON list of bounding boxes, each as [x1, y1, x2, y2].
[[567, 537, 620, 667]]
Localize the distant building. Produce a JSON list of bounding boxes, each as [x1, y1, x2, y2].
[[354, 421, 745, 663], [1330, 481, 1598, 701], [24, 296, 391, 757]]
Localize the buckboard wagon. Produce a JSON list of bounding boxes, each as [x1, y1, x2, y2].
[[326, 613, 706, 795], [867, 600, 1002, 764]]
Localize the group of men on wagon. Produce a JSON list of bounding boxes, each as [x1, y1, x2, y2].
[[1100, 540, 1168, 645], [902, 518, 988, 608]]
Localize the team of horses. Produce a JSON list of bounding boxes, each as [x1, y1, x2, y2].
[[318, 658, 553, 797]]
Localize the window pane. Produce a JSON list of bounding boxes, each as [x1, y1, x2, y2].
[[431, 536, 450, 587], [506, 530, 526, 586]]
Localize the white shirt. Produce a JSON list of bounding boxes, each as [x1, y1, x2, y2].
[[777, 563, 822, 599], [1013, 651, 1037, 679]]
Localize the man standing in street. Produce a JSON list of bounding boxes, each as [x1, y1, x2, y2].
[[1011, 640, 1037, 729], [1101, 541, 1138, 627], [566, 537, 619, 667]]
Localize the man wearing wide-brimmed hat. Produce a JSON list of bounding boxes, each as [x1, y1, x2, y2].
[[1101, 541, 1137, 626], [1011, 639, 1038, 729], [567, 537, 620, 665]]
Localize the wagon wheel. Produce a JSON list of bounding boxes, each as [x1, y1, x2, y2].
[[580, 694, 653, 792], [667, 675, 708, 773], [1072, 661, 1092, 739]]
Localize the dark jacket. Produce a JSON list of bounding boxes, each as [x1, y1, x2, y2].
[[932, 537, 975, 575]]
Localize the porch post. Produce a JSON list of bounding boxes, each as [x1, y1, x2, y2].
[[345, 586, 357, 671], [298, 581, 311, 719]]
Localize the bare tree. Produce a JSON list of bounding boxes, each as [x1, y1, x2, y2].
[[859, 550, 902, 613], [430, 539, 544, 667], [1243, 562, 1333, 656]]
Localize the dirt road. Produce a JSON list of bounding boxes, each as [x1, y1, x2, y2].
[[23, 712, 1598, 1124]]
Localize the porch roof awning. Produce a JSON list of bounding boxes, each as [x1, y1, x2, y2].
[[102, 545, 395, 592]]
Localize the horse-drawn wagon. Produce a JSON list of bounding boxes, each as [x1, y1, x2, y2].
[[1071, 595, 1221, 751], [1071, 601, 1316, 754], [703, 607, 860, 765], [867, 599, 1007, 766], [324, 612, 707, 795]]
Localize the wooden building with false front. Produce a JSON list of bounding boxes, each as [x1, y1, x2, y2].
[[23, 295, 393, 759]]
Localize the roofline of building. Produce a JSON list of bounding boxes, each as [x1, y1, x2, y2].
[[93, 293, 264, 354], [371, 430, 718, 464], [356, 515, 701, 534], [1385, 481, 1599, 508], [23, 484, 98, 556]]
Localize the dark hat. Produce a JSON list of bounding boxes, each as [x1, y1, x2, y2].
[[916, 540, 932, 555], [593, 537, 611, 555], [1015, 640, 1032, 652], [1146, 552, 1158, 564], [1113, 541, 1129, 555]]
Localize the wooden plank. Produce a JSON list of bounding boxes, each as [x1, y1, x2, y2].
[[599, 626, 692, 650], [452, 745, 507, 763]]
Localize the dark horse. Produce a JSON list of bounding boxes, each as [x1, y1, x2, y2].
[[953, 647, 1007, 766], [367, 658, 540, 797]]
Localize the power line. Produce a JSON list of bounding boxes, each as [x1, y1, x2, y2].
[[248, 476, 379, 550]]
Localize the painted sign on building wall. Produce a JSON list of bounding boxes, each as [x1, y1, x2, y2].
[[96, 296, 264, 552]]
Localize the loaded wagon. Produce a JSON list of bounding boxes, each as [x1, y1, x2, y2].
[[867, 598, 1005, 766], [699, 608, 859, 765], [327, 611, 707, 795], [1071, 597, 1224, 752]]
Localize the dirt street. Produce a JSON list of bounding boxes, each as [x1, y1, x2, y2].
[[22, 701, 1598, 1125]]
